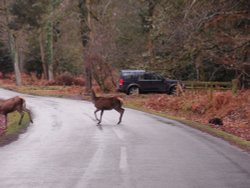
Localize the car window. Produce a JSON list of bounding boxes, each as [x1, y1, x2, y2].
[[122, 74, 134, 80], [122, 72, 141, 80], [153, 74, 163, 80], [139, 73, 162, 81], [144, 73, 153, 80]]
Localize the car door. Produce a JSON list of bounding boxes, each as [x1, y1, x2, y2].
[[138, 73, 165, 92]]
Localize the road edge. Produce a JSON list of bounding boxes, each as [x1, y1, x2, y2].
[[125, 104, 250, 153]]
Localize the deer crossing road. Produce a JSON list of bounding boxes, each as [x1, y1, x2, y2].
[[0, 88, 250, 188]]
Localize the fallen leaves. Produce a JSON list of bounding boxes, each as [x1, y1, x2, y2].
[[127, 90, 250, 141]]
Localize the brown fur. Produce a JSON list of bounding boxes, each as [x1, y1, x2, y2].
[[0, 96, 33, 127], [91, 89, 125, 124]]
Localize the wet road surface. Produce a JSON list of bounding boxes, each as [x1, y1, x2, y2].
[[0, 88, 250, 188]]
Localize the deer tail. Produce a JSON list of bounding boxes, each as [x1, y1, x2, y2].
[[19, 97, 26, 108]]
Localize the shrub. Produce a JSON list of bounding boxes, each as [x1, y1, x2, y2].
[[54, 72, 85, 86], [213, 92, 232, 110]]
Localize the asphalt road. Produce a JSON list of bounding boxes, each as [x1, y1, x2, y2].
[[0, 88, 250, 188]]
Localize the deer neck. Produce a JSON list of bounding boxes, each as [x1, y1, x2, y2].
[[91, 90, 97, 101]]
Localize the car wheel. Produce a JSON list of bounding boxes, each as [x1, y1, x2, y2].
[[168, 86, 176, 95], [127, 86, 139, 95]]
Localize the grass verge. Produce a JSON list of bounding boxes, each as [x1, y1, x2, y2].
[[0, 112, 31, 146]]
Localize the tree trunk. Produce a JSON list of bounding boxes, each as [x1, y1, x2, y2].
[[144, 0, 157, 66], [9, 33, 22, 86], [195, 56, 205, 81], [39, 30, 48, 80], [79, 0, 92, 94], [4, 0, 22, 86], [45, 1, 54, 81], [148, 35, 154, 65]]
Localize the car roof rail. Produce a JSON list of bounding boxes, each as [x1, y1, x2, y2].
[[121, 69, 145, 73]]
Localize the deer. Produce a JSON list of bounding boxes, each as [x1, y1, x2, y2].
[[91, 89, 125, 125], [0, 96, 33, 128]]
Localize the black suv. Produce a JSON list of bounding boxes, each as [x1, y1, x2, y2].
[[117, 70, 180, 95]]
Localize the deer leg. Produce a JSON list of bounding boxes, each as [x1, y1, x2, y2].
[[94, 109, 100, 121], [24, 108, 33, 123], [18, 111, 25, 125], [116, 108, 125, 124], [4, 115, 7, 128], [98, 110, 104, 124], [0, 115, 7, 129]]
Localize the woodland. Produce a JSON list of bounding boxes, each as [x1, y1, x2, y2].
[[0, 0, 249, 91]]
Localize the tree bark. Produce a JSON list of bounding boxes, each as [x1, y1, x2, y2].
[[79, 0, 92, 94], [4, 0, 22, 86], [195, 56, 205, 81], [9, 33, 22, 86], [143, 0, 157, 66], [45, 1, 54, 81], [39, 29, 48, 80]]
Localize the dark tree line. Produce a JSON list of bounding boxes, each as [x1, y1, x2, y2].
[[0, 0, 249, 89]]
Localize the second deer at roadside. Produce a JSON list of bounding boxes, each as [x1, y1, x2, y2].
[[0, 96, 33, 128]]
